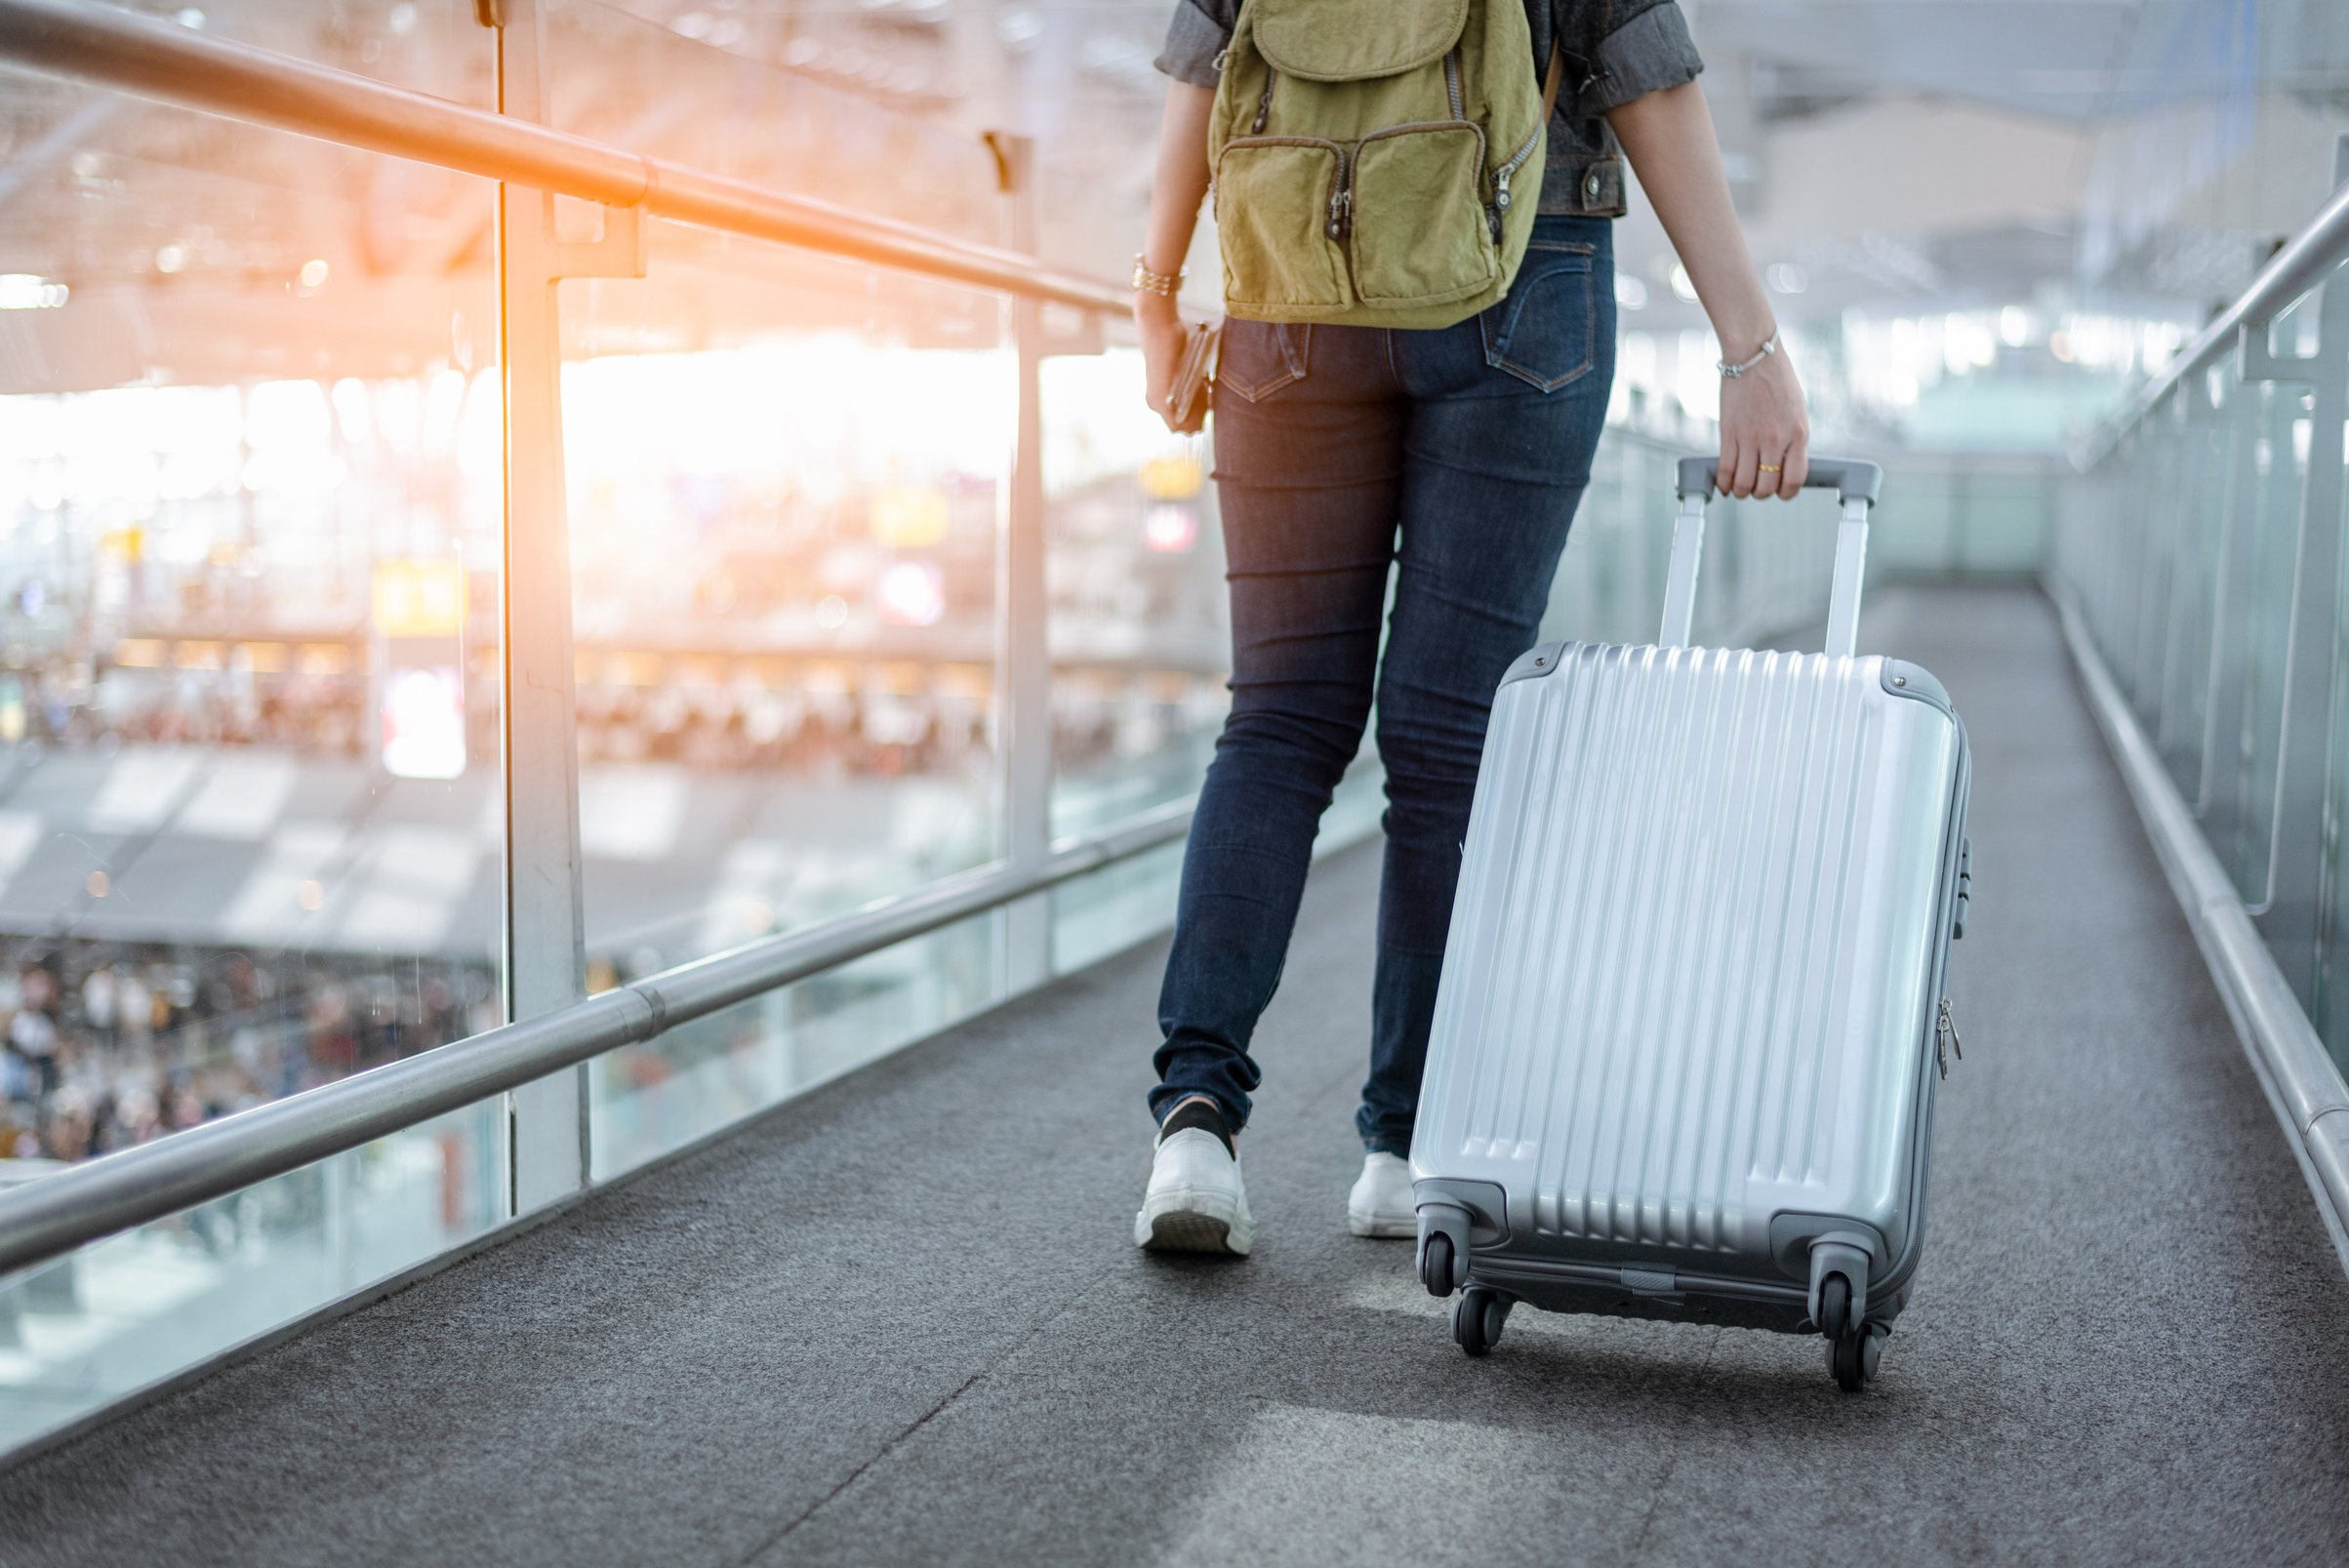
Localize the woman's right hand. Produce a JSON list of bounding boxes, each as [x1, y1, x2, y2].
[[1136, 293, 1190, 432]]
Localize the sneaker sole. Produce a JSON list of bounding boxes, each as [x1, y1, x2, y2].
[[1348, 1209, 1416, 1239], [1135, 1193, 1255, 1257]]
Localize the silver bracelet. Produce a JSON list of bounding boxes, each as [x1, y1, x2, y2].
[[1718, 329, 1781, 379]]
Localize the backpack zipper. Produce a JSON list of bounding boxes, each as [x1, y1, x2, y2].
[[1325, 150, 1353, 239], [1488, 119, 1544, 241], [1252, 67, 1276, 135], [1443, 50, 1464, 121]]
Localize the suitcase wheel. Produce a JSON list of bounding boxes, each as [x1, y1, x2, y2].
[[1420, 1231, 1459, 1299], [1819, 1275, 1887, 1391], [1451, 1287, 1509, 1357]]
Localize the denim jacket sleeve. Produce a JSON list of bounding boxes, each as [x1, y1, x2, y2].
[[1573, 0, 1705, 113], [1154, 0, 1238, 89]]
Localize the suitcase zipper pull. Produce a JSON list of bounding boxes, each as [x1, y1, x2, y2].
[[1935, 998, 1963, 1079]]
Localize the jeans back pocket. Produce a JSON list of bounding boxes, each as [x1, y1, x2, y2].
[[1215, 320, 1313, 404], [1479, 241, 1597, 393]]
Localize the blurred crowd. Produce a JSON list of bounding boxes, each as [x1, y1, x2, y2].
[[0, 657, 373, 756], [0, 949, 499, 1166]]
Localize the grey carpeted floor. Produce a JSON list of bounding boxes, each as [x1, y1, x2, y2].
[[5, 585, 2348, 1567]]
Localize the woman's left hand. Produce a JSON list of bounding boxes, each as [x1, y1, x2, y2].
[[1718, 344, 1809, 500]]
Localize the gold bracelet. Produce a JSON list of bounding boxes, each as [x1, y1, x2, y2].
[[1131, 256, 1184, 298]]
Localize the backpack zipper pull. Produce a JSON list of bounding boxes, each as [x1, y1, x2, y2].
[[1251, 68, 1276, 136], [1325, 185, 1352, 240], [1935, 998, 1963, 1079], [1485, 169, 1514, 246]]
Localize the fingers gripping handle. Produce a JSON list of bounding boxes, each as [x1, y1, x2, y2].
[[1661, 454, 1881, 657], [1675, 455, 1883, 506]]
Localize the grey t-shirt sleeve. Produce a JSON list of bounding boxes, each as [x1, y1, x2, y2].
[[1580, 1, 1704, 113], [1154, 0, 1235, 88]]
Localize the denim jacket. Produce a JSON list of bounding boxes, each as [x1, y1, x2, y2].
[[1154, 0, 1704, 217]]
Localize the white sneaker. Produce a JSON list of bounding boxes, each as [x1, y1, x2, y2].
[[1347, 1152, 1416, 1238], [1134, 1127, 1255, 1256]]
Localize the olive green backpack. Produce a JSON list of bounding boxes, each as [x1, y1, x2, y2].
[[1208, 0, 1564, 329]]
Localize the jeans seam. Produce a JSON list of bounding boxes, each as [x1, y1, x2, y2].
[[1397, 445, 1596, 485], [1224, 561, 1395, 580]]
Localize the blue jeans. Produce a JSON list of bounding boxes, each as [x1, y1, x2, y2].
[[1152, 214, 1617, 1157]]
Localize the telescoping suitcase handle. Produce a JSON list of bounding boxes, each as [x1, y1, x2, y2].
[[1660, 454, 1884, 659]]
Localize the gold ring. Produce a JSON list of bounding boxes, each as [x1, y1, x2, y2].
[[1758, 462, 1782, 472]]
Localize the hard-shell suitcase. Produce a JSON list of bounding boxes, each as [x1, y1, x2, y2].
[[1410, 456, 1972, 1391]]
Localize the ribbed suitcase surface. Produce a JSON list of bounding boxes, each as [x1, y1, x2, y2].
[[1414, 640, 1966, 1307]]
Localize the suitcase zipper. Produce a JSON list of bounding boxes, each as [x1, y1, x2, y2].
[[1935, 997, 1964, 1079]]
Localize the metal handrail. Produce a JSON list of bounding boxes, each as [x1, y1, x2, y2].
[[0, 801, 1192, 1276], [0, 0, 1131, 315], [2086, 176, 2349, 460]]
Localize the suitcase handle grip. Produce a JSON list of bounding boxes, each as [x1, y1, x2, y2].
[[1675, 455, 1882, 507], [1663, 455, 1880, 658]]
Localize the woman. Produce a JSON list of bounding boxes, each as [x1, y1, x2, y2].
[[1133, 0, 1810, 1255]]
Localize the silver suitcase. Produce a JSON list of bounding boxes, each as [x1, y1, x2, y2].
[[1410, 456, 1971, 1391]]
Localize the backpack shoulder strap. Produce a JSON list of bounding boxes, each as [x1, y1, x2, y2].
[[1538, 39, 1565, 121]]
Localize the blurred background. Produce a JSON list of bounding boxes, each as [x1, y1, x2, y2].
[[1, 0, 2346, 1443]]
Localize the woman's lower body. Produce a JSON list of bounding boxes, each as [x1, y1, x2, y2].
[[1137, 214, 1618, 1255]]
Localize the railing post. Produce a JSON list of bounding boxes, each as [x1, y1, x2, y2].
[[993, 133, 1054, 994], [2263, 136, 2349, 1009], [494, 0, 591, 1212], [2203, 312, 2318, 856]]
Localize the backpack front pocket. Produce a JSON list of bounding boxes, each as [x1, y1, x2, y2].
[[1215, 138, 1356, 315], [1348, 123, 1498, 308]]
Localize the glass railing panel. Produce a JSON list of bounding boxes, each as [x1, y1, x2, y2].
[[2230, 380, 2315, 902], [2126, 402, 2188, 721], [560, 218, 1015, 1174], [2153, 370, 2236, 794], [2079, 433, 2136, 670], [588, 914, 1001, 1180], [2322, 390, 2349, 1069], [0, 71, 507, 1139], [0, 76, 509, 1444], [2102, 430, 2152, 704], [0, 1100, 502, 1454]]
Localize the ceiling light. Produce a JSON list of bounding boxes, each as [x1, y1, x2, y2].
[[0, 274, 68, 310]]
